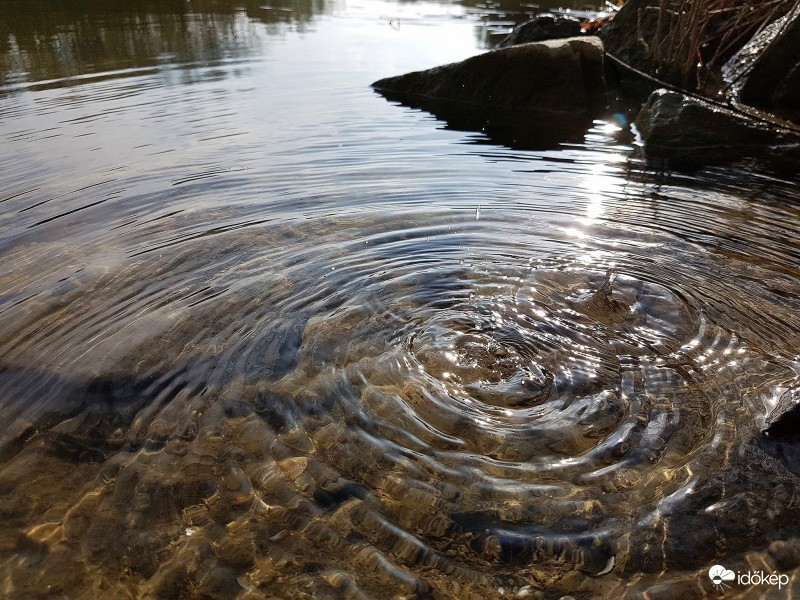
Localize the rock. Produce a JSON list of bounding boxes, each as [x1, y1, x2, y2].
[[634, 89, 800, 165], [764, 388, 800, 439], [724, 3, 800, 122], [372, 37, 606, 149], [598, 0, 660, 79], [596, 0, 741, 91], [624, 435, 800, 574], [496, 14, 582, 48], [372, 37, 605, 116]]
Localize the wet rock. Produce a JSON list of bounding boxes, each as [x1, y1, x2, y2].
[[725, 3, 800, 122], [496, 14, 582, 48], [634, 89, 800, 165], [372, 37, 605, 149], [764, 388, 800, 439]]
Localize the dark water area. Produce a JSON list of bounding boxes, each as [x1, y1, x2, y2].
[[2, 0, 800, 598]]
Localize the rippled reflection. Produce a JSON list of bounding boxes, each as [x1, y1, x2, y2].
[[0, 0, 334, 89], [1, 0, 800, 598], [0, 0, 604, 91]]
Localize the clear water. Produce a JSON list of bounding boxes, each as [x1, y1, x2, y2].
[[2, 1, 800, 598]]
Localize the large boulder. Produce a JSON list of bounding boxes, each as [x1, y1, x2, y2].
[[496, 14, 583, 48], [372, 36, 606, 114], [724, 3, 800, 122], [634, 88, 800, 164], [371, 37, 606, 149]]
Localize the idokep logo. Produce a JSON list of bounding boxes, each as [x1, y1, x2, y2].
[[708, 564, 790, 592], [708, 565, 735, 591]]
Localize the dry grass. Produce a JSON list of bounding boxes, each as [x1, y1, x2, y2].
[[648, 0, 799, 90]]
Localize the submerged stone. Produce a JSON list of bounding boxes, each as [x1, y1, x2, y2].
[[768, 539, 800, 571], [496, 14, 583, 48]]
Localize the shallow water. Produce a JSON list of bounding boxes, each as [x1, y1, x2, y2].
[[2, 0, 800, 598]]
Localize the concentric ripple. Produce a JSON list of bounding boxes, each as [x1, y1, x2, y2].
[[3, 1, 800, 595], [2, 188, 800, 598]]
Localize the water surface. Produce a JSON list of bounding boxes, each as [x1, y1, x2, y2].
[[2, 1, 800, 598]]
